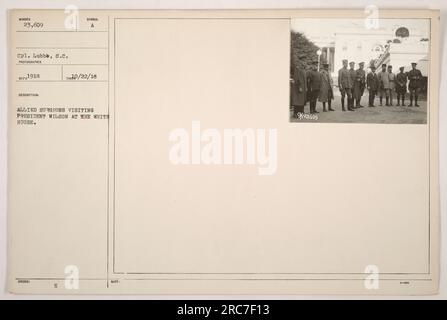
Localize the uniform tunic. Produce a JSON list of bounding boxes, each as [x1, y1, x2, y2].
[[349, 69, 357, 87], [338, 67, 353, 90], [378, 70, 390, 89], [396, 72, 407, 94], [353, 69, 366, 100], [388, 72, 396, 90], [407, 69, 423, 89]]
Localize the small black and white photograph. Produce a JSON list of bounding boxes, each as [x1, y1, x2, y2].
[[290, 18, 430, 124]]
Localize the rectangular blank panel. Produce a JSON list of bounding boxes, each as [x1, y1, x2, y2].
[[114, 18, 429, 274]]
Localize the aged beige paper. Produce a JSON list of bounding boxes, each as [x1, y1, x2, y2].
[[7, 9, 440, 294]]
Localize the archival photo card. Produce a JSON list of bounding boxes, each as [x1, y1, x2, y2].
[[7, 9, 440, 295]]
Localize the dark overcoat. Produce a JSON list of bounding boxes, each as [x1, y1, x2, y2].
[[367, 72, 380, 91], [291, 66, 307, 106], [353, 69, 366, 100]]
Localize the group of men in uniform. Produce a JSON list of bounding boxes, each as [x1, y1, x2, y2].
[[338, 59, 366, 111], [291, 59, 424, 118], [366, 62, 423, 108]]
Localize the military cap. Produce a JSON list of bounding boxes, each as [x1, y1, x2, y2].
[[359, 62, 365, 66], [382, 64, 387, 67], [411, 62, 417, 65]]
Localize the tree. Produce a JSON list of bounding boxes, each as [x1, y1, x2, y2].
[[290, 31, 320, 74]]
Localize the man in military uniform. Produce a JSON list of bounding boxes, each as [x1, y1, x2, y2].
[[387, 65, 396, 106], [377, 63, 390, 106], [348, 62, 357, 110], [353, 62, 366, 108], [407, 62, 423, 107], [366, 65, 380, 107], [307, 64, 322, 114], [395, 66, 407, 106], [338, 59, 354, 111]]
